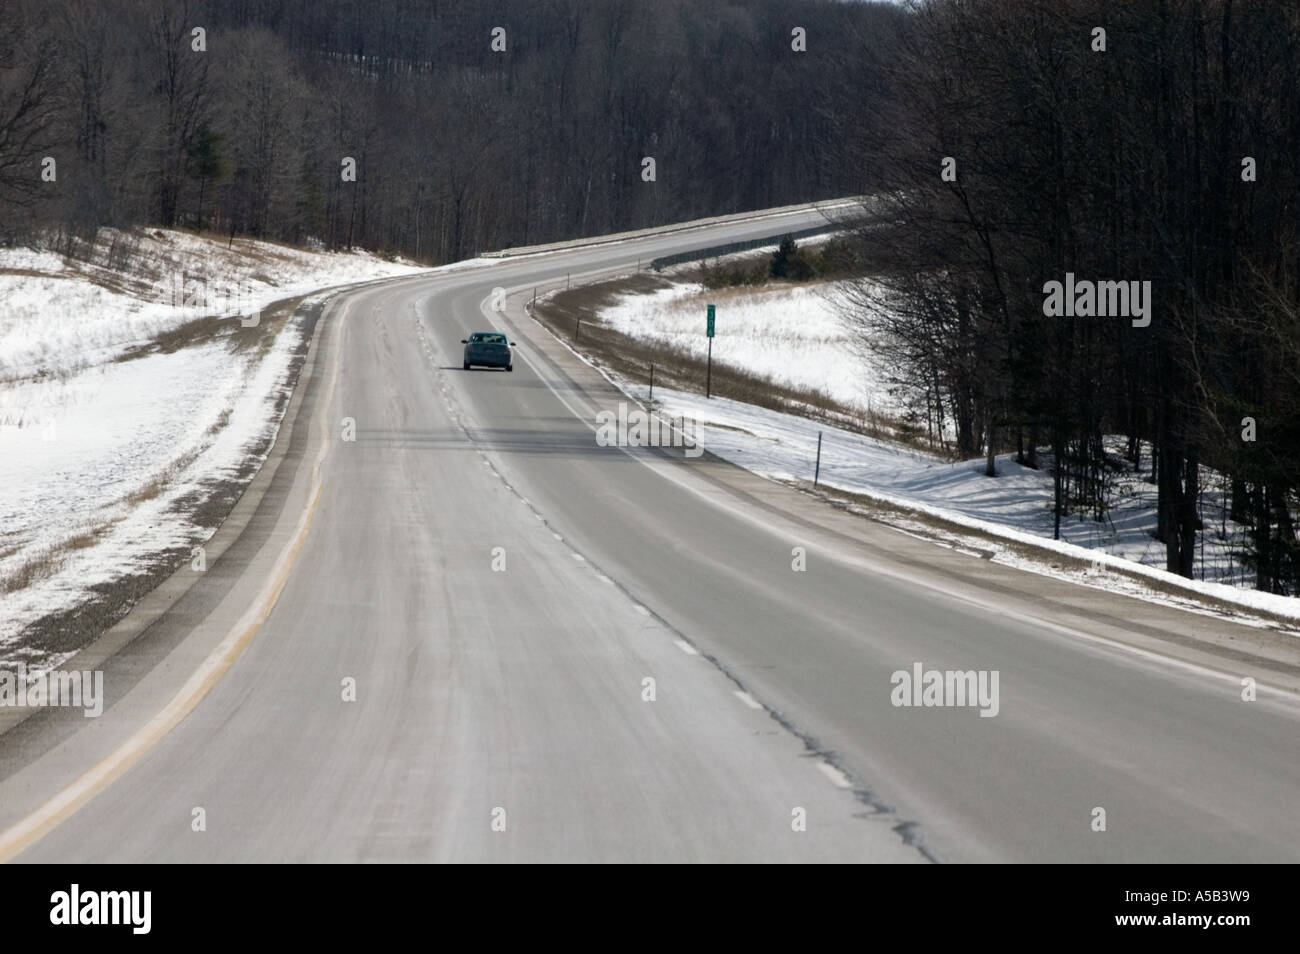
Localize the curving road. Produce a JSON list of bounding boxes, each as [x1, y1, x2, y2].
[[3, 206, 1300, 863]]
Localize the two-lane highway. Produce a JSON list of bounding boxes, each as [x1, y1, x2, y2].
[[4, 206, 1300, 862]]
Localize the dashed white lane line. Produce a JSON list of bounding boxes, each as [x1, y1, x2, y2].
[[572, 553, 586, 562], [887, 526, 931, 543], [818, 762, 853, 789], [673, 639, 699, 656], [733, 690, 763, 710], [632, 604, 650, 616]]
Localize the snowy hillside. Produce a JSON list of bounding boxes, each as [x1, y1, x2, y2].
[[602, 279, 902, 421], [0, 230, 425, 667]]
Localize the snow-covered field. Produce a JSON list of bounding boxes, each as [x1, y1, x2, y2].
[[0, 229, 428, 668], [591, 275, 1298, 622], [602, 279, 899, 418]]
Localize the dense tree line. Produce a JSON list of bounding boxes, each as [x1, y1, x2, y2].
[[0, 0, 904, 260], [843, 0, 1300, 591]]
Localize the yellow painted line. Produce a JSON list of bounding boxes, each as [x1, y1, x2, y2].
[[0, 290, 359, 863], [0, 480, 324, 863]]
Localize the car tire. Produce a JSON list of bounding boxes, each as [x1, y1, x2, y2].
[[463, 362, 470, 370], [506, 365, 513, 372]]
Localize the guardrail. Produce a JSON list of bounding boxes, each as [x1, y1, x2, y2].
[[647, 222, 845, 272], [477, 198, 860, 259]]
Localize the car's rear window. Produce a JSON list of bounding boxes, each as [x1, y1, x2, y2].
[[471, 333, 507, 344]]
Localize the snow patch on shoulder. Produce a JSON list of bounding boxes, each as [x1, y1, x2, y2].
[[612, 381, 1300, 625]]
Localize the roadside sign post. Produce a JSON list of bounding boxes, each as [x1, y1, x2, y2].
[[706, 304, 715, 399], [814, 431, 823, 487]]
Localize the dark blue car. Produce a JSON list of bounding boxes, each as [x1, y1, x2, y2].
[[461, 331, 515, 371]]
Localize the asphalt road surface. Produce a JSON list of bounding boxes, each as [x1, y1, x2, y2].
[[4, 205, 1300, 863]]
